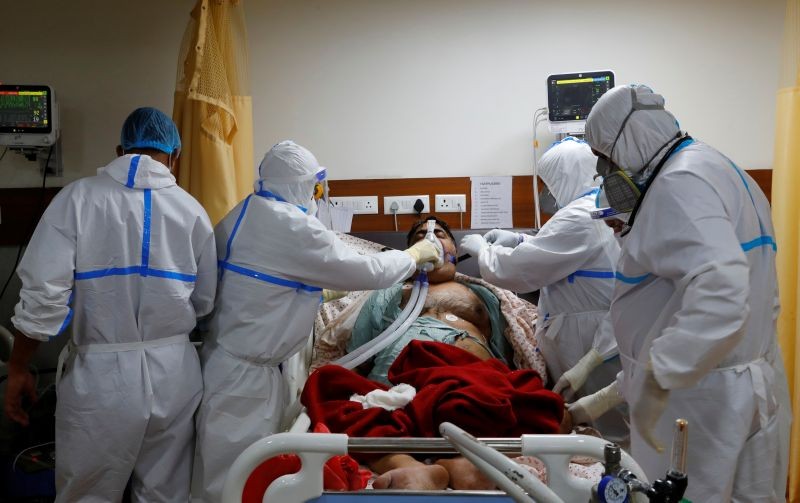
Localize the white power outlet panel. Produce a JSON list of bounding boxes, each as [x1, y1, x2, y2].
[[435, 194, 467, 213], [384, 195, 430, 215], [329, 196, 379, 214]]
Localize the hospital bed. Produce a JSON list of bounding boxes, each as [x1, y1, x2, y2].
[[222, 418, 689, 502], [221, 423, 649, 503], [242, 230, 686, 503]]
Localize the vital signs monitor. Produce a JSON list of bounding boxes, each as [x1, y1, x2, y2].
[[547, 71, 614, 134]]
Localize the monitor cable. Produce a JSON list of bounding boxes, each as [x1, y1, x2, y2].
[[0, 145, 53, 301]]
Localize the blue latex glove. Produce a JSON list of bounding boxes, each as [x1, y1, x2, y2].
[[483, 229, 522, 248], [459, 234, 489, 258]]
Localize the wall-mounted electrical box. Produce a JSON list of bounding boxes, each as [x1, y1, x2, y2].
[[384, 195, 430, 215], [329, 195, 379, 214]]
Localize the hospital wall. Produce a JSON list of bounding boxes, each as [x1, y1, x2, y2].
[[0, 1, 786, 321], [0, 0, 786, 188]]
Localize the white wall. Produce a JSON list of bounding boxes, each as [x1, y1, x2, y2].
[[0, 0, 785, 187], [0, 0, 194, 188]]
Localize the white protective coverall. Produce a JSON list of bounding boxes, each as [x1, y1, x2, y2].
[[475, 138, 626, 443], [192, 141, 417, 502], [11, 154, 217, 501], [585, 84, 791, 502]]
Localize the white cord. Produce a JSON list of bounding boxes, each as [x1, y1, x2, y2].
[[458, 202, 463, 229], [13, 441, 55, 472]]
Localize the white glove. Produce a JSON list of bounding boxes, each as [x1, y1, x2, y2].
[[459, 234, 489, 257], [405, 239, 443, 267], [322, 289, 348, 303], [631, 367, 669, 453], [552, 348, 604, 401], [567, 381, 624, 425], [483, 229, 522, 248]]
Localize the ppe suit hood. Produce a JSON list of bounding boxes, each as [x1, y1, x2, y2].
[[256, 140, 323, 214], [538, 138, 599, 207], [585, 85, 681, 177], [102, 154, 177, 190]]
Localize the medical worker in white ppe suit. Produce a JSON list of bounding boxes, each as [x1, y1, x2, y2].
[[191, 140, 442, 502], [459, 138, 626, 444], [4, 107, 217, 502], [575, 84, 791, 502]]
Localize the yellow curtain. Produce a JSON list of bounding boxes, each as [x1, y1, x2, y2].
[[173, 0, 254, 225], [773, 1, 800, 501]]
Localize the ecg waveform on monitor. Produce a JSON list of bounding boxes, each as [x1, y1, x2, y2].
[[0, 91, 48, 128], [549, 75, 612, 122]]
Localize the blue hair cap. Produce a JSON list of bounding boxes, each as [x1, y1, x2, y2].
[[120, 107, 181, 154]]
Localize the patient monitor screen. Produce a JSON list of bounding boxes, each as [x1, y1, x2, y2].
[[547, 71, 614, 122], [0, 85, 52, 134]]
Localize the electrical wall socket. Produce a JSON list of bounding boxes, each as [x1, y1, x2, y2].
[[329, 195, 379, 214], [435, 194, 467, 213], [383, 195, 430, 215]]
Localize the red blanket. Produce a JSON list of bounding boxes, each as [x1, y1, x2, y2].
[[302, 340, 564, 438]]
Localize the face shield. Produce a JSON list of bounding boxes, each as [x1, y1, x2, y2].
[[591, 185, 630, 241]]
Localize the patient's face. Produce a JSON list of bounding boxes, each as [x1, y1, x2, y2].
[[409, 223, 457, 284]]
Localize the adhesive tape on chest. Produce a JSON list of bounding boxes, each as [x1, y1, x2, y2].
[[445, 314, 459, 322]]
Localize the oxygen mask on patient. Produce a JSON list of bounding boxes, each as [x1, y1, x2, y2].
[[421, 219, 445, 272]]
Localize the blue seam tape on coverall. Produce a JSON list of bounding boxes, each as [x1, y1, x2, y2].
[[217, 192, 321, 292], [74, 181, 196, 282], [125, 155, 141, 188]]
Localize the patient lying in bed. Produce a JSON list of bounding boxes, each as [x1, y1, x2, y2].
[[311, 222, 547, 382], [347, 217, 514, 384], [303, 218, 578, 491]]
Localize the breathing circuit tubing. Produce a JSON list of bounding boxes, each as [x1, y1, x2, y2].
[[333, 272, 428, 369], [333, 219, 440, 369], [283, 221, 441, 428]]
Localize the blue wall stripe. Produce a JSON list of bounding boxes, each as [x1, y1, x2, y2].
[[218, 260, 321, 293], [125, 155, 141, 188]]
